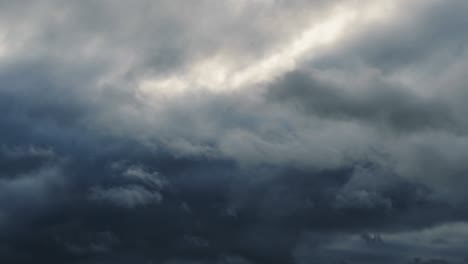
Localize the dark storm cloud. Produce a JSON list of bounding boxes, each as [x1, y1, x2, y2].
[[2, 153, 459, 263], [1, 0, 468, 263]]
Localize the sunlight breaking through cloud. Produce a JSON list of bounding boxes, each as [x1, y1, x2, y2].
[[139, 0, 397, 99]]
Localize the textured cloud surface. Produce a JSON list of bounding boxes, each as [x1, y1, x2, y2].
[[1, 0, 468, 263]]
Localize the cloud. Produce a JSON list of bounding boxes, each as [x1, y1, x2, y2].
[[0, 0, 468, 263], [293, 222, 468, 263], [88, 185, 163, 208], [267, 69, 458, 133]]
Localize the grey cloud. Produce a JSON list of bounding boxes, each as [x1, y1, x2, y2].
[[334, 189, 393, 212], [88, 185, 163, 208], [1, 0, 468, 263], [62, 231, 120, 256], [268, 70, 457, 133], [334, 0, 468, 73], [293, 222, 468, 263], [88, 164, 166, 208], [0, 162, 67, 233]]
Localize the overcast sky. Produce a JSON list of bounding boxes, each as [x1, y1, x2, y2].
[[1, 1, 468, 263]]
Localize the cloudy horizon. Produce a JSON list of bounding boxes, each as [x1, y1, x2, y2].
[[1, 0, 468, 263]]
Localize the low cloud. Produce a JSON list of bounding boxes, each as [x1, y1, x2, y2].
[[1, 0, 468, 263]]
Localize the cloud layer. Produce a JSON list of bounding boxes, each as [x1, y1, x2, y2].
[[1, 0, 468, 263]]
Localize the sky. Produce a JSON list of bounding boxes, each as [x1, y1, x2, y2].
[[1, 0, 468, 263]]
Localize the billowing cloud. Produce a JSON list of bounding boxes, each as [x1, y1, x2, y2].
[[1, 0, 468, 263]]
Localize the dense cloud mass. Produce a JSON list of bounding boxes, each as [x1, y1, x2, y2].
[[1, 0, 468, 263]]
